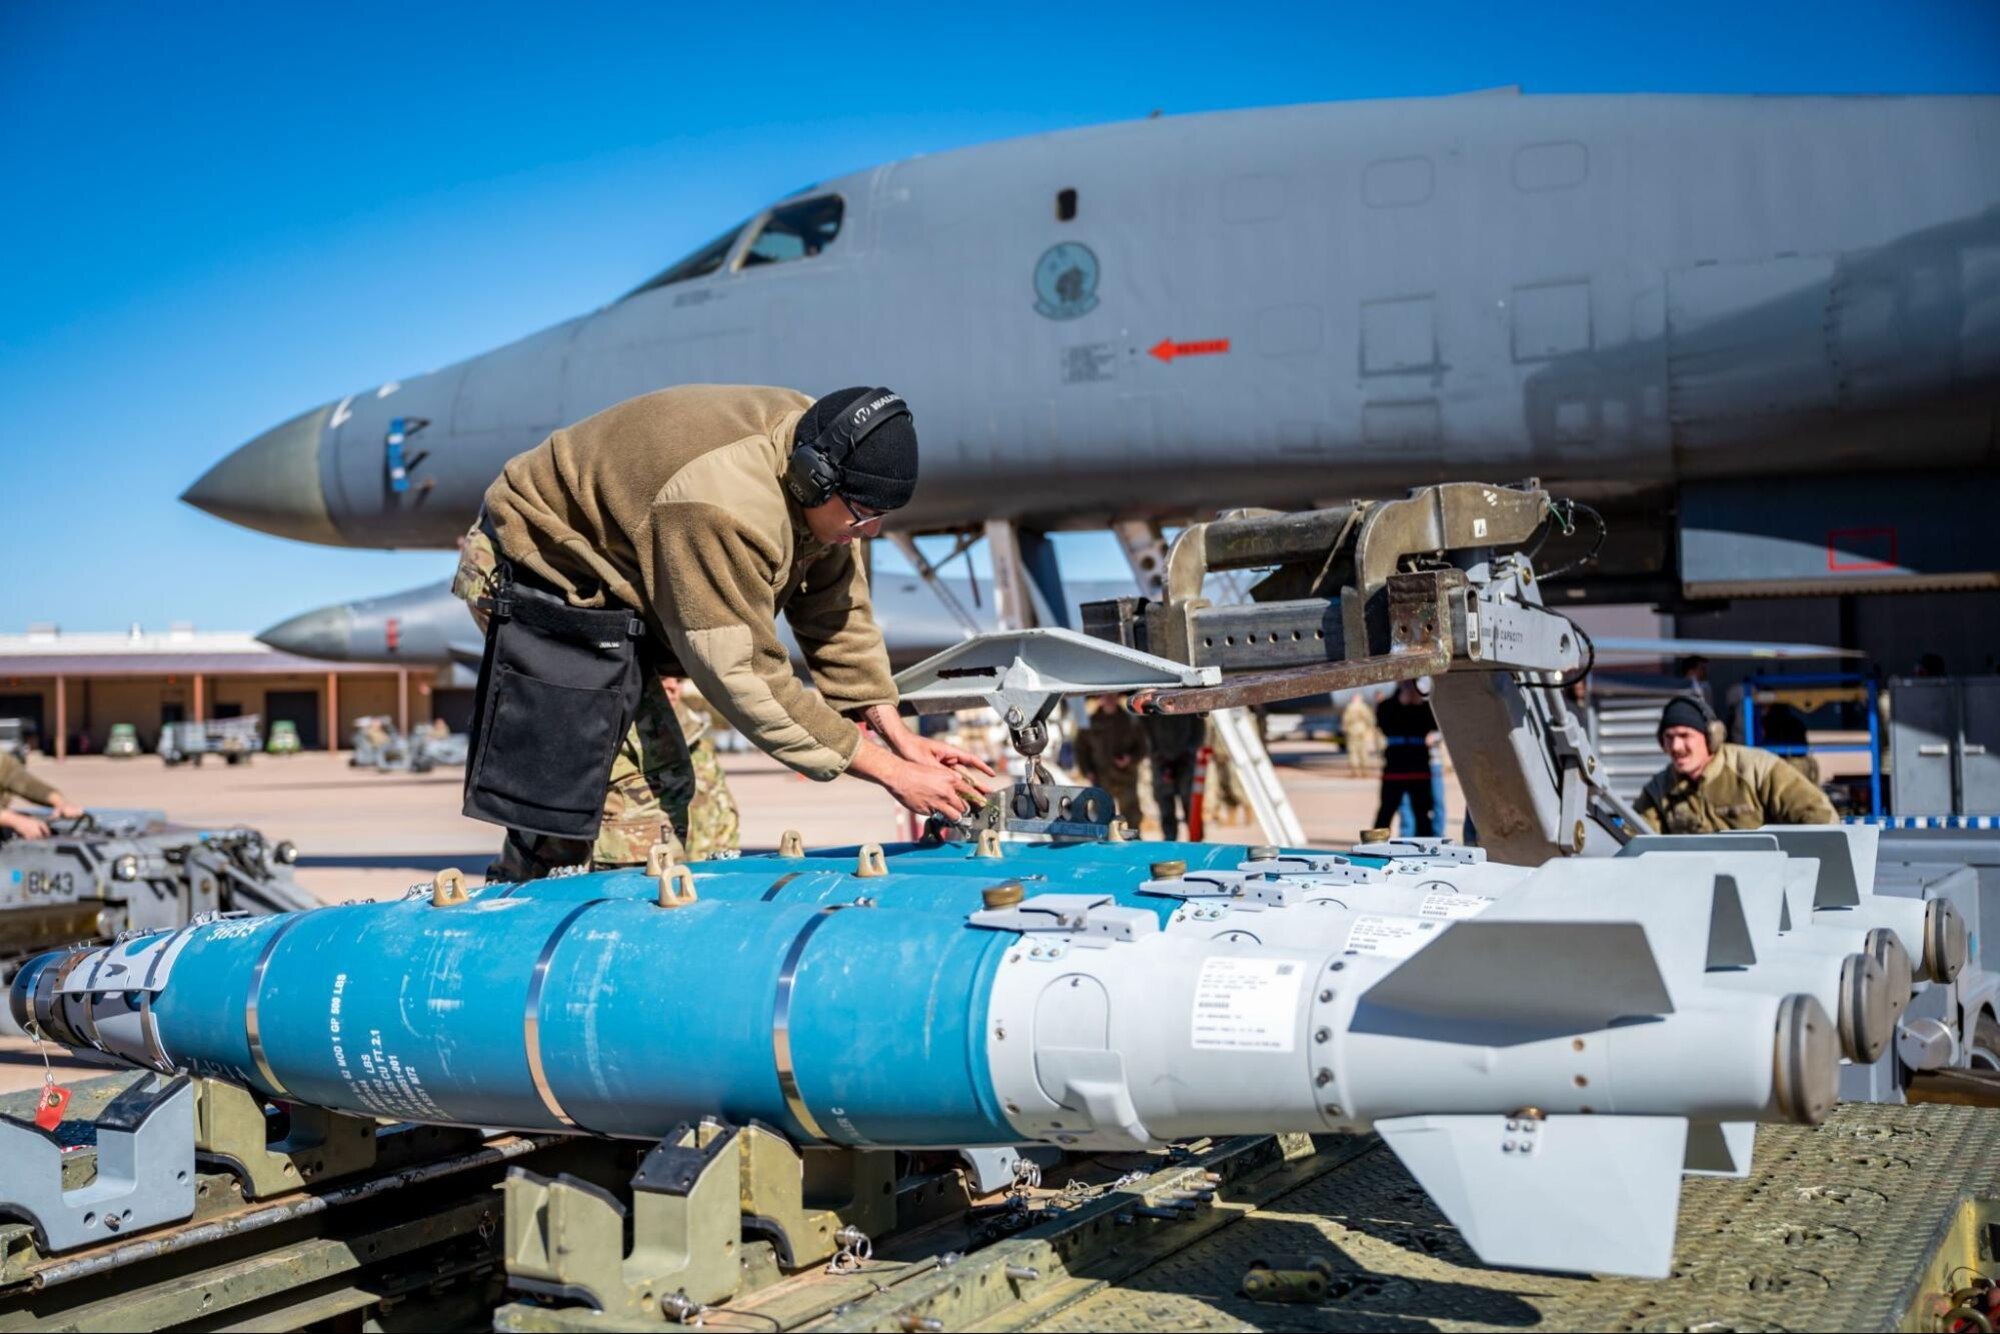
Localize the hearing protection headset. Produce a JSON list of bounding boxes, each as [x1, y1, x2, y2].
[[1696, 693, 1729, 750], [1687, 692, 1730, 750], [783, 389, 912, 508]]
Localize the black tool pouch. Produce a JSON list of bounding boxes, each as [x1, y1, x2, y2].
[[462, 566, 646, 840]]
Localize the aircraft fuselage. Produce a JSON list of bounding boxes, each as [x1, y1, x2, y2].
[[186, 92, 2000, 597]]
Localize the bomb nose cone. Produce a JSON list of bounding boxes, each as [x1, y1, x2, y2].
[[9, 954, 47, 1034], [183, 404, 344, 546], [258, 604, 355, 661]]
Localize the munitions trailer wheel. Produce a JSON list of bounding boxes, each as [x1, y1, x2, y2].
[[1969, 1013, 2000, 1073]]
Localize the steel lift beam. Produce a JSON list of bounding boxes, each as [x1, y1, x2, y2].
[[902, 482, 1643, 863]]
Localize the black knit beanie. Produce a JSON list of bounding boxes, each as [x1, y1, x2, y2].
[[800, 386, 920, 514], [1657, 692, 1716, 744]]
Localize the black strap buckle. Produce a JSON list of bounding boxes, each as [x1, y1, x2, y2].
[[490, 548, 515, 621]]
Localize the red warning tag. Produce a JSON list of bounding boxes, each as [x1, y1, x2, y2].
[[34, 1085, 70, 1131]]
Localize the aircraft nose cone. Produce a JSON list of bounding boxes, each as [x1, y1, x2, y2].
[[183, 404, 344, 545], [258, 604, 354, 661]]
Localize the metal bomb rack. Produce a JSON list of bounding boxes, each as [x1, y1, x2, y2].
[[1077, 480, 1645, 864], [895, 481, 1642, 863], [894, 626, 1216, 843], [0, 1061, 907, 1328]]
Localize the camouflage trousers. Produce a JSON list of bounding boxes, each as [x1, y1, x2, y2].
[[686, 734, 740, 861], [455, 523, 700, 880], [1206, 745, 1247, 821], [1345, 724, 1381, 775]]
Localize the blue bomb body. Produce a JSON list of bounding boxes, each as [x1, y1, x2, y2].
[[26, 896, 1014, 1147]]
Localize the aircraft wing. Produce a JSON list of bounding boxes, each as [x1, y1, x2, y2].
[[1589, 636, 1862, 662]]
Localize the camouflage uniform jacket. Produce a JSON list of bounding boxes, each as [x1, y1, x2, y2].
[[481, 385, 897, 782], [0, 752, 56, 806], [1636, 743, 1837, 834]]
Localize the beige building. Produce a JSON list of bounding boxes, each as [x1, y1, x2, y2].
[[0, 625, 450, 756]]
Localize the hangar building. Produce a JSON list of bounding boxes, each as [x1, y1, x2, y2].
[[0, 624, 453, 757]]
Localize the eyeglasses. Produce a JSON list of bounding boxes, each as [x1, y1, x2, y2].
[[836, 494, 885, 534]]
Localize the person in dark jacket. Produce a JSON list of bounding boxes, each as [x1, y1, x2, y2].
[[1372, 680, 1438, 836], [1141, 713, 1206, 842]]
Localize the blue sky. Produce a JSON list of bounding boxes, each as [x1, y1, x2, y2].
[[2, 0, 1997, 634]]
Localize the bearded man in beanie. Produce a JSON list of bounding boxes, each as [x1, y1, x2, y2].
[[1635, 692, 1834, 834], [454, 384, 995, 881]]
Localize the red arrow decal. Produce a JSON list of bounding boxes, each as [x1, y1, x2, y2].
[[1150, 337, 1231, 363]]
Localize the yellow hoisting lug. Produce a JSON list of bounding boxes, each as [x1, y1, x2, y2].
[[430, 867, 469, 907], [655, 861, 698, 909], [648, 842, 698, 907], [778, 829, 807, 858], [974, 827, 1004, 859], [855, 844, 888, 878]]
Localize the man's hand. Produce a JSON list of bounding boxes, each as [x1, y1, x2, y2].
[[885, 756, 1000, 820], [863, 705, 998, 779], [898, 731, 997, 778], [847, 742, 1001, 820], [0, 810, 51, 840], [46, 794, 83, 820]]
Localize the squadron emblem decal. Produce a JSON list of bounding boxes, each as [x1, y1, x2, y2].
[[1033, 242, 1100, 320]]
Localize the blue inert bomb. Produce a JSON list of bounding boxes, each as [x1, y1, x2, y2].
[[13, 839, 1849, 1280]]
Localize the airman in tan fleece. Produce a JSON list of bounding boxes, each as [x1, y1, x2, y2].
[[1638, 692, 1835, 834], [462, 384, 993, 875]]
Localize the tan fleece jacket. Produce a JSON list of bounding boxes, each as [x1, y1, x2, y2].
[[0, 752, 58, 807], [483, 385, 898, 780]]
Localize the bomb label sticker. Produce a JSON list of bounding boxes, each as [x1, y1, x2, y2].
[[1191, 956, 1301, 1052]]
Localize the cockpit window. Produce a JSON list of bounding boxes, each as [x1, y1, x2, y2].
[[740, 196, 844, 269], [623, 224, 744, 300]]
